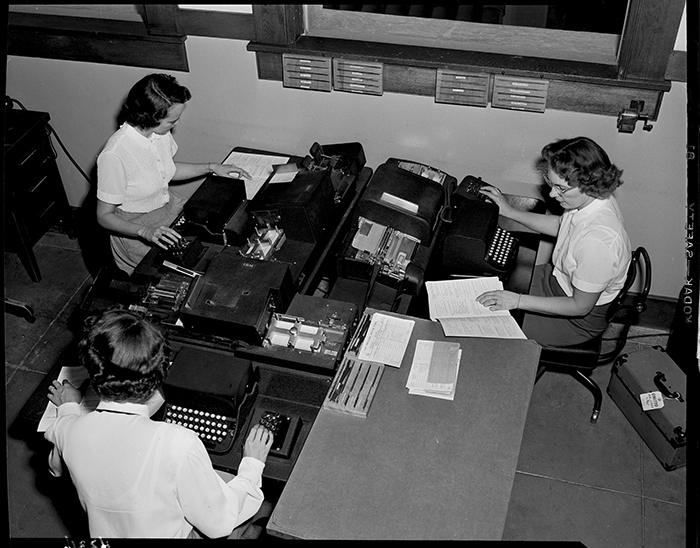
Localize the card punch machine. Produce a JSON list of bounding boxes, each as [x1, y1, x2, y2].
[[175, 143, 364, 374], [172, 141, 366, 253], [338, 158, 453, 296]]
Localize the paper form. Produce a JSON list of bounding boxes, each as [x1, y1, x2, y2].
[[425, 277, 527, 339], [357, 313, 415, 368], [351, 218, 386, 253], [222, 151, 290, 199], [406, 340, 462, 400], [426, 277, 508, 319], [439, 317, 527, 339]]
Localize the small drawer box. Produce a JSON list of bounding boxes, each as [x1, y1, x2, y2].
[[333, 59, 383, 95], [283, 54, 332, 92], [607, 347, 686, 471], [492, 75, 549, 113], [435, 69, 489, 107]]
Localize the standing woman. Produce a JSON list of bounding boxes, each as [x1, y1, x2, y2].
[[96, 73, 250, 275], [476, 136, 632, 347]]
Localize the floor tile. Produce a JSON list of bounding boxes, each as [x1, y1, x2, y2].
[[503, 472, 642, 547], [517, 365, 644, 495], [641, 442, 687, 505], [4, 245, 91, 365], [643, 498, 686, 548]]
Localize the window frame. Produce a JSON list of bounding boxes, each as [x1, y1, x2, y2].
[[6, 5, 256, 71], [304, 5, 621, 66], [246, 1, 686, 119]]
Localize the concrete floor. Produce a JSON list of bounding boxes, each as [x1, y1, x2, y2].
[[5, 228, 689, 544]]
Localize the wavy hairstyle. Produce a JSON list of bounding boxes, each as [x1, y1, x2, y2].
[[78, 308, 171, 403], [541, 136, 623, 199], [118, 73, 191, 130]]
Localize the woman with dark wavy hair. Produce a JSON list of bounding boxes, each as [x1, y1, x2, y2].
[[96, 73, 251, 275], [44, 309, 273, 538], [476, 137, 631, 346]]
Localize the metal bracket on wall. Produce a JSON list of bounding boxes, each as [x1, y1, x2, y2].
[[617, 100, 653, 133]]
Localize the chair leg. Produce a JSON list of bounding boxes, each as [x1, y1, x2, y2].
[[571, 370, 602, 424]]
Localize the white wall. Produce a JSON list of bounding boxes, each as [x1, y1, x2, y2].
[[5, 36, 688, 299]]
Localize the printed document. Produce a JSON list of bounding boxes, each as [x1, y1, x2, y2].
[[406, 340, 462, 400], [357, 313, 415, 367], [222, 151, 290, 199], [425, 277, 527, 339]]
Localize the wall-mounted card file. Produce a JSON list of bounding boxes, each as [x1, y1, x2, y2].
[[435, 69, 489, 107], [491, 75, 549, 113], [333, 59, 383, 96], [282, 54, 332, 92]]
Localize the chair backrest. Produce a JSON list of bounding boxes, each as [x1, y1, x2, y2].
[[598, 246, 651, 363]]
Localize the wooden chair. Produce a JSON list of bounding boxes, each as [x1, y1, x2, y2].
[[535, 247, 651, 423]]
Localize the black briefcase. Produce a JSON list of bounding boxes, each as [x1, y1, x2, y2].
[[607, 347, 686, 471]]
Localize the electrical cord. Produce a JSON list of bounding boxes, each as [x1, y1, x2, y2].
[[6, 96, 94, 186], [439, 176, 455, 223]]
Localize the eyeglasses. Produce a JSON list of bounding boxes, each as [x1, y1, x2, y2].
[[544, 176, 577, 196]]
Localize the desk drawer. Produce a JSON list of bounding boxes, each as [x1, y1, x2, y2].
[[9, 139, 55, 182], [10, 161, 66, 243]]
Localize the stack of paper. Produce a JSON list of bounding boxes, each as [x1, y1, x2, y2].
[[406, 339, 462, 400], [425, 277, 527, 339]]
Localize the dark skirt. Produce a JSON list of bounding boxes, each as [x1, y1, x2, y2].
[[521, 263, 610, 347]]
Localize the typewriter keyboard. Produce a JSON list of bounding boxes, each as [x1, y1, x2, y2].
[[487, 226, 516, 269], [164, 403, 237, 454]]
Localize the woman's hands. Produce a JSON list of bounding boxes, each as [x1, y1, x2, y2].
[[209, 163, 252, 180], [476, 289, 521, 312], [137, 225, 182, 249], [47, 379, 82, 407], [242, 424, 274, 464], [479, 185, 516, 218]]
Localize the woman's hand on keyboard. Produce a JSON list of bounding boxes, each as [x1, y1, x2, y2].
[[479, 186, 515, 218], [243, 424, 274, 464]]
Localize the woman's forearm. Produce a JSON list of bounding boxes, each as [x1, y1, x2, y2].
[[172, 162, 211, 181], [97, 209, 148, 239], [519, 292, 598, 318], [503, 208, 561, 238]]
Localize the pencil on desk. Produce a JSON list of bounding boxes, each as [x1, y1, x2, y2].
[[330, 360, 353, 403], [349, 315, 369, 353], [363, 366, 382, 410], [353, 364, 372, 408]]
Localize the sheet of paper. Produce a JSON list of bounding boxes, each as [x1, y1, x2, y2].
[[222, 151, 290, 199], [351, 218, 386, 253], [439, 316, 527, 339], [406, 340, 462, 399], [357, 313, 415, 368], [269, 170, 298, 184], [426, 277, 507, 319]]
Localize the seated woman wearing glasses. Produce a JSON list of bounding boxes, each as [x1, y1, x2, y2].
[[476, 136, 631, 347]]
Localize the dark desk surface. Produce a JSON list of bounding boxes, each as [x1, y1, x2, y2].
[[267, 309, 541, 540]]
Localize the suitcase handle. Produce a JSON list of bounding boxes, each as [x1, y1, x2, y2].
[[653, 372, 684, 402]]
